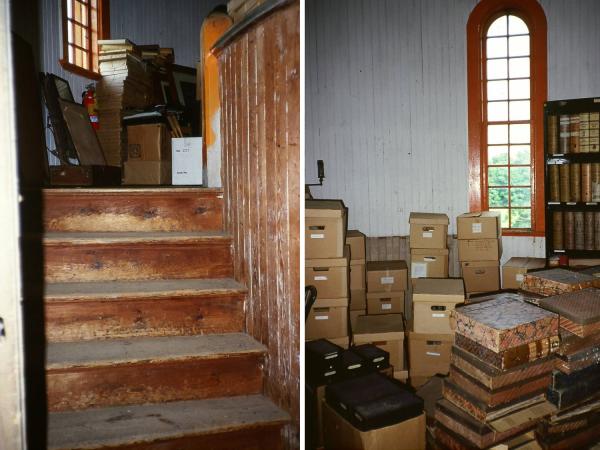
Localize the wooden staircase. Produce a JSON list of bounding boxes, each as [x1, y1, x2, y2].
[[43, 188, 288, 450]]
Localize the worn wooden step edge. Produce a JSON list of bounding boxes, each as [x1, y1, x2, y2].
[[47, 333, 266, 370], [43, 187, 224, 195], [42, 231, 231, 245], [45, 278, 247, 301], [48, 394, 289, 450]]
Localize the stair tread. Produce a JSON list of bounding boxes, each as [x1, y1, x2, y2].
[[47, 333, 265, 369], [43, 231, 230, 244], [45, 278, 246, 300], [48, 394, 289, 450]]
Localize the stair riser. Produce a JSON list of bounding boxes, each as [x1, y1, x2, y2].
[[43, 191, 223, 232], [44, 241, 233, 282], [47, 354, 263, 412], [45, 294, 246, 342]]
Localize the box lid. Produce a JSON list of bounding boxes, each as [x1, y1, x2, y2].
[[409, 212, 449, 225], [312, 297, 349, 309], [408, 332, 453, 342], [306, 247, 350, 268], [539, 288, 600, 325], [350, 259, 366, 266], [503, 257, 546, 270], [366, 291, 405, 299], [458, 211, 501, 220], [306, 199, 347, 218], [412, 278, 465, 303], [346, 230, 366, 239], [354, 313, 405, 335], [367, 260, 408, 272], [461, 261, 501, 268], [411, 248, 449, 256]]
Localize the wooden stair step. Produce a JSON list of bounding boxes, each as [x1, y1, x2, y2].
[[45, 278, 247, 342], [43, 231, 233, 282], [48, 394, 289, 450], [47, 333, 266, 411], [43, 187, 224, 232]]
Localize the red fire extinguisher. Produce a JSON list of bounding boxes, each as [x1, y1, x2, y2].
[[82, 83, 99, 130]]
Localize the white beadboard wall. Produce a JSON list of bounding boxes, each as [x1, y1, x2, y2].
[[306, 0, 600, 262], [39, 0, 221, 164]]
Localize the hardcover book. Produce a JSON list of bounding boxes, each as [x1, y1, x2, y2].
[[539, 288, 600, 337], [521, 268, 598, 297]]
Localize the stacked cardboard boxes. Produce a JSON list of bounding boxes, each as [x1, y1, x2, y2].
[[123, 123, 172, 185], [434, 293, 560, 448], [409, 278, 464, 387], [457, 212, 502, 295], [305, 200, 349, 344], [409, 213, 450, 284], [501, 257, 546, 289], [366, 261, 407, 316], [347, 230, 367, 330]]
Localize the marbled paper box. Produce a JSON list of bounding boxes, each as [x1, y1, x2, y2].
[[521, 268, 599, 297]]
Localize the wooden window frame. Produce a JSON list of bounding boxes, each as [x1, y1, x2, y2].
[[467, 0, 547, 237], [60, 0, 110, 80]]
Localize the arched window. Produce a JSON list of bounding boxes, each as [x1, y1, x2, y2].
[[467, 0, 547, 236]]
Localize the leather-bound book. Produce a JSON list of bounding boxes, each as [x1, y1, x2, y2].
[[552, 212, 564, 250], [522, 268, 598, 297], [559, 164, 570, 202]]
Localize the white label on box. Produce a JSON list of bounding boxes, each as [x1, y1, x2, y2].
[[315, 315, 329, 320], [411, 262, 428, 278], [380, 276, 395, 284], [310, 233, 325, 239], [381, 303, 392, 310], [423, 256, 436, 262], [516, 273, 525, 282], [472, 223, 482, 233], [426, 351, 441, 357], [314, 276, 328, 281], [325, 354, 338, 360], [432, 313, 446, 318], [325, 370, 336, 377], [373, 356, 384, 363], [172, 137, 203, 185], [422, 231, 433, 238]]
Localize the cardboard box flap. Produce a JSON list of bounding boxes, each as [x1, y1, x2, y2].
[[306, 199, 347, 218], [461, 260, 500, 268], [409, 212, 449, 225], [459, 211, 501, 219], [503, 257, 546, 270], [354, 313, 405, 335], [411, 248, 449, 256], [367, 260, 408, 272], [413, 278, 465, 302], [306, 247, 350, 268]]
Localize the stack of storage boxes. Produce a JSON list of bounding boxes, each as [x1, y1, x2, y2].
[[305, 200, 349, 346], [409, 278, 465, 388], [408, 213, 450, 284], [457, 212, 502, 295], [366, 261, 408, 316], [346, 230, 367, 329]]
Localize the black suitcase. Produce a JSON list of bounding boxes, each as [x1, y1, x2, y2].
[[306, 339, 343, 385], [325, 372, 423, 431], [351, 344, 390, 370]]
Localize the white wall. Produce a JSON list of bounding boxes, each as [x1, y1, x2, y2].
[[306, 0, 600, 262]]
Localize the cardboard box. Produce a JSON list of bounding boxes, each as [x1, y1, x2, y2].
[[367, 260, 408, 292], [410, 248, 449, 279], [457, 211, 502, 240], [346, 230, 366, 261], [127, 123, 171, 161], [306, 251, 349, 299], [410, 376, 431, 389], [409, 212, 449, 249], [350, 289, 366, 311], [306, 200, 347, 259], [458, 238, 502, 261], [462, 261, 500, 293], [350, 309, 365, 331], [329, 335, 350, 349], [306, 384, 326, 449], [350, 261, 366, 291], [367, 291, 405, 315], [412, 279, 464, 334], [323, 403, 426, 450], [353, 314, 405, 372], [172, 137, 203, 185], [408, 332, 452, 377], [502, 257, 546, 289], [123, 160, 171, 185], [306, 298, 348, 340]]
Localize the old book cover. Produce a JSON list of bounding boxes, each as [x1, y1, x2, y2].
[[521, 269, 598, 297], [435, 399, 537, 449], [552, 363, 600, 390], [547, 374, 600, 411], [454, 333, 559, 371], [450, 346, 555, 390], [539, 288, 600, 337], [536, 422, 600, 450], [453, 297, 558, 353], [449, 365, 551, 408]]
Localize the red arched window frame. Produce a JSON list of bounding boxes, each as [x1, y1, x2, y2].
[[467, 0, 547, 236]]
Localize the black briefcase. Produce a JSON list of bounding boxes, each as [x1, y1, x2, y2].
[[325, 372, 423, 431]]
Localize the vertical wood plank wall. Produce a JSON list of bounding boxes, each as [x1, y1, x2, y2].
[[218, 3, 300, 448]]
